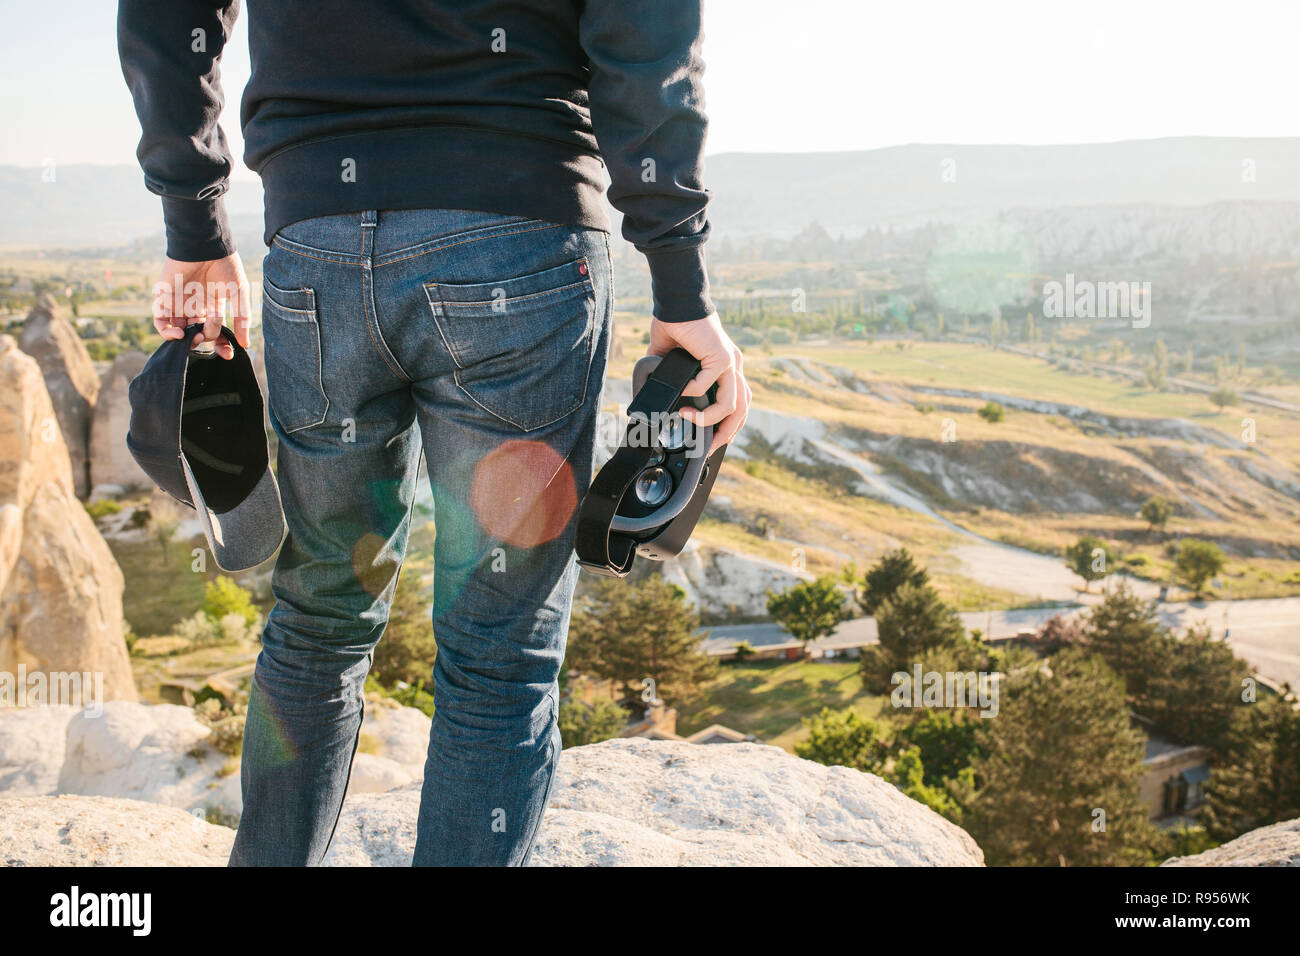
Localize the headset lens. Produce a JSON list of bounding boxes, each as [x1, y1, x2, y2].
[[634, 467, 674, 507]]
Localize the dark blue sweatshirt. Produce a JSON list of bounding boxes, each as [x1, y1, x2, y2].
[[117, 0, 714, 323]]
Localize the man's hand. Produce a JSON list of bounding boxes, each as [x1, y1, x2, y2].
[[648, 313, 751, 455], [151, 252, 251, 360]]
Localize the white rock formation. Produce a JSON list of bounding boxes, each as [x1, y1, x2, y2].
[[323, 738, 985, 866], [56, 701, 241, 819], [0, 704, 79, 795], [0, 336, 136, 701], [18, 294, 99, 499], [1162, 818, 1300, 867], [658, 541, 811, 619], [88, 349, 150, 495], [0, 795, 233, 866], [347, 698, 431, 796]]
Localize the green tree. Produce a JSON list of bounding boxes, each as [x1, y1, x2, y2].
[[1064, 535, 1109, 591], [766, 575, 849, 652], [894, 709, 986, 788], [965, 648, 1154, 866], [977, 401, 1005, 423], [889, 747, 970, 822], [1209, 387, 1238, 410], [1143, 624, 1250, 757], [150, 512, 178, 563], [1082, 582, 1164, 704], [854, 547, 929, 615], [1138, 495, 1173, 533], [201, 576, 259, 626], [567, 575, 718, 703], [1201, 696, 1300, 842], [370, 561, 438, 687], [795, 707, 891, 774], [558, 697, 628, 748], [1175, 539, 1225, 597], [874, 583, 966, 666]]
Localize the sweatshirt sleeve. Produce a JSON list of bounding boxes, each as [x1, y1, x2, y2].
[[578, 0, 714, 323], [117, 0, 239, 262]]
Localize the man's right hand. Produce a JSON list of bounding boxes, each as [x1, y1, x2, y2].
[[151, 252, 252, 360], [647, 313, 751, 455]]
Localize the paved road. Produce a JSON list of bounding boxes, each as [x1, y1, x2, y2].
[[703, 596, 1300, 690]]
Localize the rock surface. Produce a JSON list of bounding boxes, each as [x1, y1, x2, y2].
[[0, 705, 79, 795], [1162, 818, 1300, 867], [659, 540, 811, 619], [0, 336, 135, 702], [323, 738, 986, 866], [17, 295, 99, 498], [0, 795, 233, 866], [347, 698, 431, 795], [57, 701, 240, 817], [88, 349, 150, 495]]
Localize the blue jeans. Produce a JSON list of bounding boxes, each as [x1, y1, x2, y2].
[[228, 209, 613, 866]]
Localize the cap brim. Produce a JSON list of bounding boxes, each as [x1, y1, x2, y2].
[[182, 456, 287, 572]]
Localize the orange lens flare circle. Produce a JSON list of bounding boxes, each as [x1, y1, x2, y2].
[[469, 439, 576, 548]]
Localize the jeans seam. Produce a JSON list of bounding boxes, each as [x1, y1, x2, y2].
[[361, 217, 411, 382], [316, 694, 365, 866], [272, 234, 363, 265], [518, 686, 562, 866], [373, 222, 563, 268]]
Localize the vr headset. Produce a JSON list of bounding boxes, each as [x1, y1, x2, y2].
[[575, 348, 728, 577]]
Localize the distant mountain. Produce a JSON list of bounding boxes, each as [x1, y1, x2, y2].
[[3, 138, 1300, 248], [704, 137, 1300, 238], [0, 166, 264, 249]]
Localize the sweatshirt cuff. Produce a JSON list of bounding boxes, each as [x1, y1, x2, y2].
[[161, 195, 236, 262], [645, 245, 714, 323]]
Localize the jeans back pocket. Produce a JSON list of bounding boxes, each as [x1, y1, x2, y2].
[[425, 258, 596, 431], [261, 278, 329, 434]]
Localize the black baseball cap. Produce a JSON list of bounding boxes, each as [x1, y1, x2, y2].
[[126, 324, 286, 571]]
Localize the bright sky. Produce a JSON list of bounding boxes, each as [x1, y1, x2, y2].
[[2, 0, 1297, 175]]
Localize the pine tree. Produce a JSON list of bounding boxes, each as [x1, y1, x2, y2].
[[566, 575, 718, 703], [966, 648, 1154, 866], [1201, 696, 1300, 842], [856, 547, 929, 614], [874, 582, 966, 665]]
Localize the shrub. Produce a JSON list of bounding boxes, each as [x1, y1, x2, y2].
[[218, 611, 261, 644], [558, 697, 628, 747], [84, 499, 122, 520], [1175, 539, 1226, 596], [174, 610, 221, 646], [977, 401, 1005, 423], [1139, 495, 1173, 532], [202, 576, 260, 627]]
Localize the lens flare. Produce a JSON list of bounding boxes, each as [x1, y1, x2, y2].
[[469, 439, 576, 548]]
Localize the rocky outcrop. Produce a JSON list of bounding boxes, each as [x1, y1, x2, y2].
[[1162, 818, 1300, 867], [0, 336, 135, 702], [0, 795, 233, 866], [0, 704, 79, 795], [0, 697, 421, 815], [348, 697, 431, 795], [57, 702, 239, 816], [323, 738, 986, 866], [657, 540, 810, 619], [89, 349, 149, 495], [0, 708, 986, 866], [17, 294, 99, 498]]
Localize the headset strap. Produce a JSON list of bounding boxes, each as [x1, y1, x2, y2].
[[575, 348, 702, 577]]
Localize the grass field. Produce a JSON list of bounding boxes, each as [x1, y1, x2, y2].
[[675, 658, 887, 751]]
